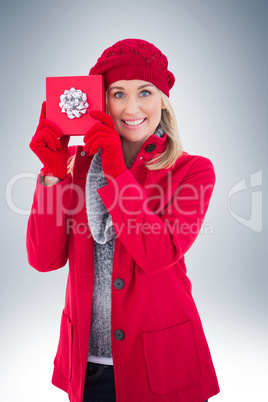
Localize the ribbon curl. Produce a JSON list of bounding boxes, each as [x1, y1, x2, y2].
[[59, 87, 89, 119]]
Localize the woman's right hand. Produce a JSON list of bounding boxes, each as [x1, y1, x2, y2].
[[30, 101, 70, 180]]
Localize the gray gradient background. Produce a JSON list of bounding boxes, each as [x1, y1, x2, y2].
[[1, 0, 267, 401]]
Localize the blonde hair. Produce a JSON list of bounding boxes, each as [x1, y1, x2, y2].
[[67, 153, 76, 177], [67, 90, 183, 176], [145, 91, 183, 170]]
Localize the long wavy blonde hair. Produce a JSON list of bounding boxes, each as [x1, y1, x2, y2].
[[67, 90, 183, 176]]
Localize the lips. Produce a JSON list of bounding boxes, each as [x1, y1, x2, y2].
[[122, 118, 146, 126]]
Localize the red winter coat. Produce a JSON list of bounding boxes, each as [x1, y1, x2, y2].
[[26, 133, 220, 402]]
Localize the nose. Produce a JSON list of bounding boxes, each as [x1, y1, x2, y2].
[[124, 96, 140, 115]]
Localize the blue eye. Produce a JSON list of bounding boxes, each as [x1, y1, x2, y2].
[[114, 92, 124, 98], [140, 90, 150, 97]]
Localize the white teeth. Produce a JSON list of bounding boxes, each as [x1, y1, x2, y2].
[[123, 118, 145, 126]]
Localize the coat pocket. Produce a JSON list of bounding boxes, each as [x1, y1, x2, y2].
[[53, 310, 73, 383], [143, 320, 201, 394]]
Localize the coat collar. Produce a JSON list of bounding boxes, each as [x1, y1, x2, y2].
[[137, 132, 168, 161]]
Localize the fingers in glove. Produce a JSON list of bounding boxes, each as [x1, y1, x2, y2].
[[36, 119, 63, 138], [39, 101, 46, 122], [84, 123, 115, 144], [31, 128, 61, 151], [84, 138, 108, 156], [89, 110, 115, 130], [83, 131, 118, 153]]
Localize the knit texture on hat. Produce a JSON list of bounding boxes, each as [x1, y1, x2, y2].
[[89, 39, 175, 97]]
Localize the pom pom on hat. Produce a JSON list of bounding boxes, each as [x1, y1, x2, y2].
[[89, 38, 175, 97]]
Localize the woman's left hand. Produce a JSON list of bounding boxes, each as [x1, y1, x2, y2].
[[83, 110, 127, 183]]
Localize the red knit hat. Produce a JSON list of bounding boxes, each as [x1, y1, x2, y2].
[[89, 38, 175, 97]]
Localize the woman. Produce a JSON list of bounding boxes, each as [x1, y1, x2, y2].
[[27, 38, 220, 402]]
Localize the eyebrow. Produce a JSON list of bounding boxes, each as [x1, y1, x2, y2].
[[108, 83, 155, 92]]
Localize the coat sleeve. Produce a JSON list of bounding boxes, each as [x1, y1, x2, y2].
[[26, 146, 77, 272], [97, 156, 216, 274], [26, 174, 71, 272]]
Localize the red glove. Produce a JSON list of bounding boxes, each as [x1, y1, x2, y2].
[[30, 101, 70, 180], [83, 110, 127, 183]]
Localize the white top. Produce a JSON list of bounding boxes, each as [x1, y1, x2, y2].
[[88, 355, 114, 365]]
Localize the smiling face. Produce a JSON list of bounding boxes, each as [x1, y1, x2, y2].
[[107, 80, 165, 147]]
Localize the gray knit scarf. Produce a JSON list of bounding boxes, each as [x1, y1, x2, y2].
[[85, 149, 115, 244]]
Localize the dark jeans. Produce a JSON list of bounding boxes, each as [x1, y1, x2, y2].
[[83, 362, 116, 402], [83, 361, 209, 402]]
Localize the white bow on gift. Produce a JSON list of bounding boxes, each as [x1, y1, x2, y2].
[[59, 87, 89, 119]]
